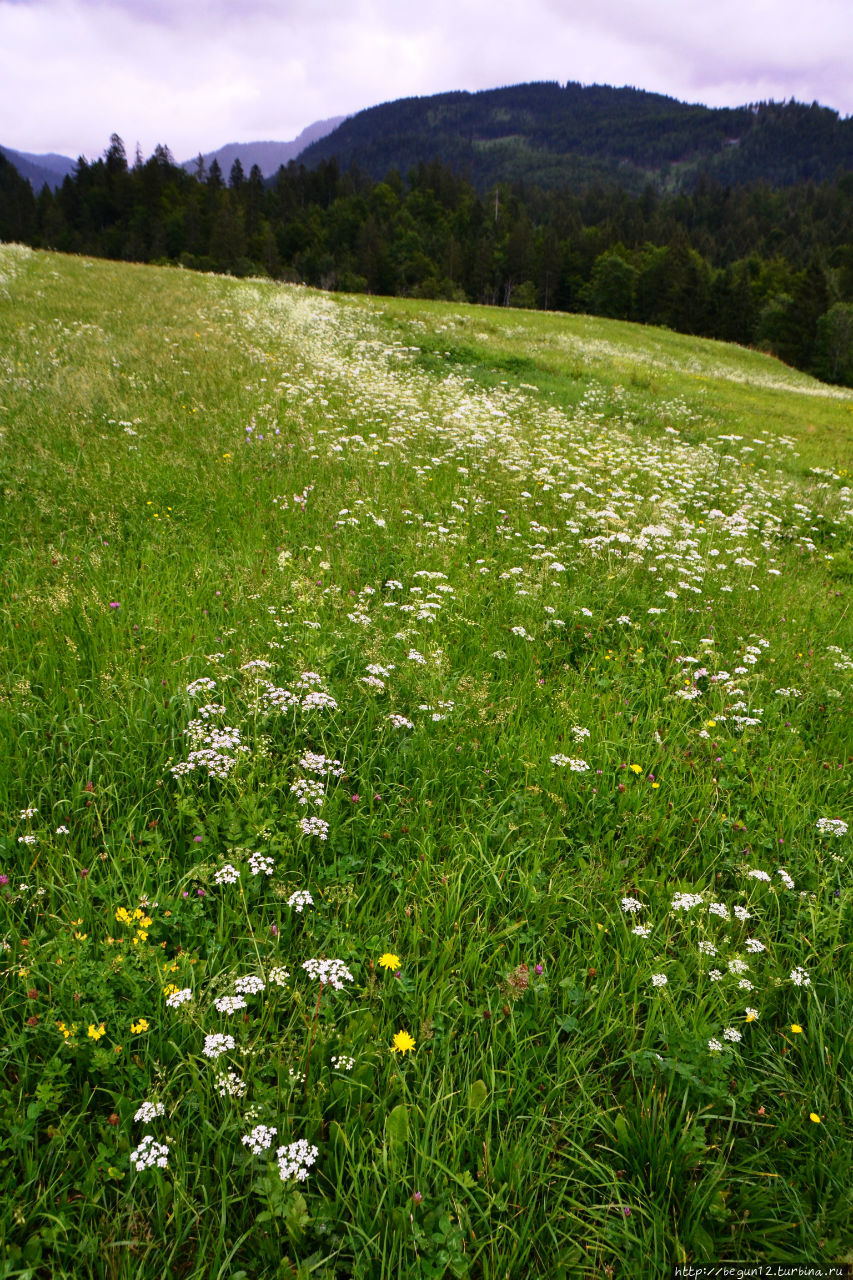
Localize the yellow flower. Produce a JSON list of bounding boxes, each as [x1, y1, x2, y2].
[[87, 1023, 106, 1041], [115, 907, 132, 925], [706, 720, 716, 727], [629, 764, 642, 774], [163, 983, 179, 997], [379, 953, 401, 970], [392, 1030, 415, 1055], [809, 1113, 821, 1124], [74, 931, 87, 941], [791, 1024, 803, 1034], [130, 1019, 149, 1034], [651, 782, 660, 789], [57, 1021, 77, 1040]]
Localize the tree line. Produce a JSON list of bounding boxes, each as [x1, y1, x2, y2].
[[2, 134, 853, 385]]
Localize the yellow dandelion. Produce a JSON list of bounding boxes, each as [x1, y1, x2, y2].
[[379, 953, 401, 970], [791, 1024, 803, 1034], [809, 1113, 821, 1124], [392, 1030, 415, 1055], [629, 764, 643, 774]]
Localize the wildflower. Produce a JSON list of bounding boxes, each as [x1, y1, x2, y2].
[[202, 1033, 235, 1059], [723, 1027, 742, 1043], [302, 958, 353, 990], [815, 818, 847, 838], [287, 889, 314, 913], [790, 967, 811, 987], [55, 825, 69, 835], [233, 975, 265, 995], [809, 1113, 821, 1124], [165, 987, 193, 1008], [632, 925, 651, 938], [698, 941, 716, 956], [130, 1135, 169, 1171], [745, 938, 765, 953], [733, 906, 751, 922], [134, 1101, 165, 1123], [214, 864, 240, 886], [708, 1038, 723, 1052], [248, 852, 274, 876], [87, 1023, 106, 1041], [629, 764, 643, 774], [708, 902, 729, 919], [269, 967, 290, 986], [650, 973, 668, 988], [215, 1070, 246, 1098], [379, 953, 400, 970], [708, 969, 723, 982], [215, 996, 247, 1015], [392, 1029, 416, 1054], [276, 1139, 318, 1182], [790, 1024, 803, 1034], [130, 1018, 149, 1033], [331, 1054, 355, 1070], [671, 892, 703, 912], [299, 815, 329, 840], [745, 1008, 759, 1022], [242, 1124, 277, 1155], [748, 869, 771, 883]]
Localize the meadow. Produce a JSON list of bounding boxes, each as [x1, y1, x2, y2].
[[0, 242, 851, 1279]]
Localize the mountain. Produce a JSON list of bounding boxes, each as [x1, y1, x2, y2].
[[0, 145, 76, 191], [181, 117, 347, 179], [296, 81, 853, 192]]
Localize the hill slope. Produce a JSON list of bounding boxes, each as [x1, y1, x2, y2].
[[297, 80, 853, 191], [0, 244, 851, 1276]]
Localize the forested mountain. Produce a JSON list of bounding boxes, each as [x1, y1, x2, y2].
[[3, 127, 853, 387], [298, 81, 853, 193], [0, 145, 75, 192], [179, 117, 347, 180]]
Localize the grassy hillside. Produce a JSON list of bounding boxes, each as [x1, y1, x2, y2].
[[0, 245, 851, 1279]]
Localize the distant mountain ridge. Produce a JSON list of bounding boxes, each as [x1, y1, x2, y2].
[[296, 81, 853, 192], [0, 145, 76, 191], [180, 117, 347, 179], [0, 117, 347, 192]]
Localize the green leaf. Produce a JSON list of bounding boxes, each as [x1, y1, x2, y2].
[[468, 1079, 488, 1111], [386, 1103, 409, 1148]]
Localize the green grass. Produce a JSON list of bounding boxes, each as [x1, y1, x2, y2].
[[0, 243, 851, 1279]]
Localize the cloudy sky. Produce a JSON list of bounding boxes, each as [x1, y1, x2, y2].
[[1, 0, 851, 161]]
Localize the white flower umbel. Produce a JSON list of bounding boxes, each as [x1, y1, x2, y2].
[[269, 967, 290, 986], [242, 1124, 277, 1155], [299, 815, 329, 840], [276, 1138, 318, 1183], [815, 818, 847, 838], [234, 975, 265, 995], [202, 1033, 235, 1059], [134, 1101, 165, 1123], [248, 851, 275, 876], [215, 995, 247, 1015], [165, 988, 193, 1009], [130, 1134, 170, 1171], [288, 889, 314, 913], [214, 864, 240, 886], [302, 958, 354, 990]]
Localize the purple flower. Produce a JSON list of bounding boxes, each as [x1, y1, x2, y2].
[[193, 835, 203, 843], [0, 874, 8, 886], [197, 888, 205, 897], [534, 964, 544, 976], [109, 602, 120, 609], [411, 1191, 423, 1205]]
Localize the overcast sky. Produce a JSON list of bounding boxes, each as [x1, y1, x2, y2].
[[1, 0, 851, 161]]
